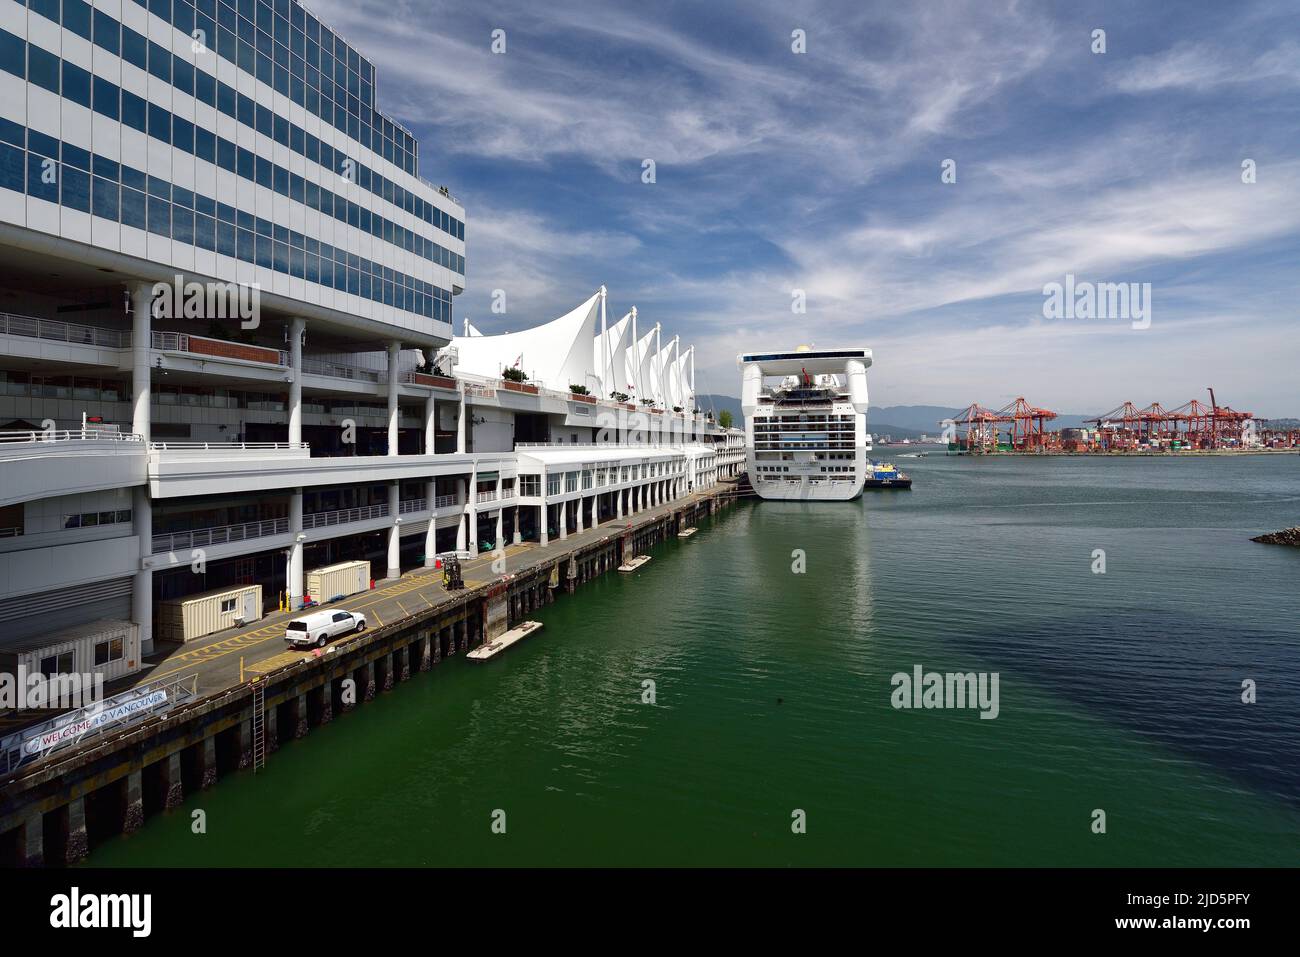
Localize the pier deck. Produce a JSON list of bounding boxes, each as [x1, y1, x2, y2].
[[466, 621, 544, 661]]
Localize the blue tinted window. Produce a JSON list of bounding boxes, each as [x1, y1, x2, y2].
[[195, 69, 216, 106], [148, 42, 172, 82], [217, 138, 236, 171], [0, 29, 22, 79], [173, 57, 194, 96], [122, 91, 147, 132], [173, 205, 194, 243], [28, 46, 60, 94], [195, 126, 216, 162], [122, 29, 147, 71], [93, 176, 120, 220], [63, 0, 93, 41], [93, 156, 120, 180], [0, 142, 23, 193], [122, 166, 147, 192], [31, 0, 60, 23], [63, 62, 92, 108], [63, 144, 90, 171], [217, 220, 236, 256], [195, 212, 216, 251], [173, 117, 194, 153], [93, 10, 121, 55], [92, 76, 120, 120], [147, 195, 170, 236], [62, 166, 91, 212], [121, 188, 147, 229], [26, 153, 59, 202], [148, 103, 171, 144]]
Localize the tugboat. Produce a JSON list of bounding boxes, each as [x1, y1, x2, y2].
[[863, 460, 912, 489]]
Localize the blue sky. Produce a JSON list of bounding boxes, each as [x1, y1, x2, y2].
[[311, 0, 1300, 415]]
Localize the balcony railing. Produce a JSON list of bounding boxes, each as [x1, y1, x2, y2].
[[153, 517, 289, 554], [0, 429, 143, 445], [435, 493, 458, 509], [301, 358, 383, 383], [302, 503, 388, 529], [398, 499, 428, 515], [476, 489, 498, 503], [0, 311, 131, 348], [148, 441, 309, 452]]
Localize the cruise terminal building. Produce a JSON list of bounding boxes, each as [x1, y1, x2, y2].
[[0, 0, 742, 683]]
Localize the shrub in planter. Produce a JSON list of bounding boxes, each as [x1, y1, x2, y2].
[[569, 384, 590, 396], [502, 367, 528, 383]]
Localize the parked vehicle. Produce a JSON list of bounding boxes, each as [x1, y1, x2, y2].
[[285, 609, 366, 648]]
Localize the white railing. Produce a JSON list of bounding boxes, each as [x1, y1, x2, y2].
[[0, 527, 23, 538], [153, 517, 289, 554], [148, 441, 309, 451], [302, 503, 389, 529], [151, 331, 189, 352], [398, 498, 428, 515], [434, 494, 458, 509], [476, 489, 498, 503], [0, 311, 131, 348], [301, 358, 382, 383], [0, 428, 144, 445]]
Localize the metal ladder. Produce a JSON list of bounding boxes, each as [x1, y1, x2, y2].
[[251, 680, 266, 773]]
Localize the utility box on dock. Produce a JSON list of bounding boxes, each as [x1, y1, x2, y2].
[[306, 560, 371, 602], [0, 620, 141, 704], [157, 584, 263, 643]]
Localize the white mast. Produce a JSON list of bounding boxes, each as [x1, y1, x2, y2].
[[598, 285, 608, 396]]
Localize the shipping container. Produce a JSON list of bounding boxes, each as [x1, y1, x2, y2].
[[306, 560, 371, 603], [156, 584, 263, 643], [0, 619, 141, 706]]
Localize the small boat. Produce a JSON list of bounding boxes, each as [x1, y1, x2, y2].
[[863, 461, 912, 489]]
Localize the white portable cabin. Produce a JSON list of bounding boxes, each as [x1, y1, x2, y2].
[[0, 619, 141, 705], [156, 584, 263, 643], [305, 560, 371, 602]]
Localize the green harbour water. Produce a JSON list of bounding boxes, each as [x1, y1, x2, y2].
[[90, 452, 1300, 866]]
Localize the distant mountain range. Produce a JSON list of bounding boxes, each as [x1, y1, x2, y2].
[[696, 398, 1294, 433], [695, 398, 1096, 436]]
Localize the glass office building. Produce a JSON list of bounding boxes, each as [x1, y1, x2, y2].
[[0, 0, 464, 336]]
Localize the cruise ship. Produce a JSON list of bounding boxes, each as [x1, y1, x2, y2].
[[0, 0, 745, 691], [738, 347, 873, 500]]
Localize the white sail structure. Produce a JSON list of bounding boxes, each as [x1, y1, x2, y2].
[[651, 337, 677, 408], [628, 323, 658, 403], [669, 346, 693, 410], [594, 311, 633, 398], [450, 290, 602, 391], [463, 319, 484, 336]]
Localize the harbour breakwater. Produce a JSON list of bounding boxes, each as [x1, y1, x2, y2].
[[0, 490, 734, 867], [1252, 526, 1300, 547]]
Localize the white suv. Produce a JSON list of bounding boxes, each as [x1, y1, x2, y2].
[[285, 609, 367, 648]]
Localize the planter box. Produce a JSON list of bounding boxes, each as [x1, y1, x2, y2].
[[410, 373, 457, 390], [569, 393, 597, 404], [186, 336, 282, 365], [502, 380, 539, 394]]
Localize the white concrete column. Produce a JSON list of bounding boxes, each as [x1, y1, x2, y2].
[[386, 481, 400, 579], [423, 393, 436, 455], [466, 465, 478, 552], [456, 475, 468, 551], [591, 493, 599, 528], [456, 382, 467, 454], [513, 508, 521, 545], [288, 489, 304, 607], [424, 480, 437, 567], [132, 485, 153, 654], [539, 504, 549, 546], [576, 495, 584, 534], [616, 488, 623, 519], [130, 282, 152, 442], [559, 500, 568, 540], [288, 317, 305, 446], [495, 508, 503, 548], [387, 340, 401, 456]]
